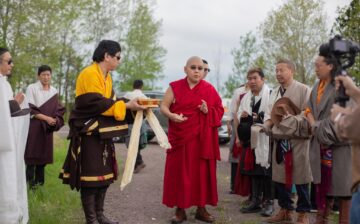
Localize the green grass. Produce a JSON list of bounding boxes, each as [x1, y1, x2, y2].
[[28, 135, 83, 224]]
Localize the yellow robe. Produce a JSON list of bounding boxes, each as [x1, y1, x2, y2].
[[76, 63, 126, 120]]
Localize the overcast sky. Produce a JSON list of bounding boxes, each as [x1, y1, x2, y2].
[[153, 0, 351, 93]]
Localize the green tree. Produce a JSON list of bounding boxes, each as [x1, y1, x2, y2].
[[223, 32, 257, 97], [332, 0, 360, 81], [117, 1, 166, 91], [259, 0, 328, 85]]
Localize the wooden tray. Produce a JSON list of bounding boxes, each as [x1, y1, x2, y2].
[[138, 99, 161, 107]]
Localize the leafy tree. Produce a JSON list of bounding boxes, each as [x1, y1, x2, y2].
[[259, 0, 328, 85], [117, 1, 166, 91], [332, 0, 360, 81], [223, 32, 257, 97]]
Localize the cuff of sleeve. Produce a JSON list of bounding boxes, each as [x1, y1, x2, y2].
[[114, 101, 126, 121]]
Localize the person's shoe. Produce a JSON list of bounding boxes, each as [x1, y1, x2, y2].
[[134, 163, 146, 174], [260, 201, 274, 217], [241, 198, 252, 207], [265, 208, 293, 223], [240, 201, 262, 213], [171, 208, 187, 224], [295, 212, 309, 224], [195, 207, 215, 223]]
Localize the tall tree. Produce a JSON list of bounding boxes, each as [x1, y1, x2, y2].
[[117, 1, 166, 91], [332, 0, 360, 81], [259, 0, 328, 85], [223, 32, 257, 98]]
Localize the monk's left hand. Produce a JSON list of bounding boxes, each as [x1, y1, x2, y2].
[[14, 92, 24, 105], [198, 100, 208, 114]]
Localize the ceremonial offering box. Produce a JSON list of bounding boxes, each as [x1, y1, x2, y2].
[[137, 99, 160, 107]]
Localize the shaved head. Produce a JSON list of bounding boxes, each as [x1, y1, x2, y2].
[[186, 56, 203, 67]]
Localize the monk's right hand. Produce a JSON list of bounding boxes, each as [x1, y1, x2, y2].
[[125, 98, 146, 111], [170, 113, 187, 122]]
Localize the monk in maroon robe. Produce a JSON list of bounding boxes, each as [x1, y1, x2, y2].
[[161, 56, 224, 223]]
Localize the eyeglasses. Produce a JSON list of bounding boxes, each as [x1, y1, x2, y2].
[[204, 68, 210, 72], [2, 59, 13, 65], [189, 65, 203, 71]]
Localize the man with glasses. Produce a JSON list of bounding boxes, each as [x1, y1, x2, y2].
[[0, 47, 30, 223], [161, 56, 224, 223], [59, 40, 145, 224]]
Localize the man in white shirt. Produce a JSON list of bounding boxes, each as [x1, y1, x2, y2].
[[0, 47, 30, 224], [25, 65, 65, 188], [123, 79, 148, 173]]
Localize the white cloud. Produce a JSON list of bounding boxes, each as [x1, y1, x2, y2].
[[154, 0, 351, 93]]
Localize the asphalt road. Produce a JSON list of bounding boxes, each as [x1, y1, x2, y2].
[[104, 142, 266, 224]]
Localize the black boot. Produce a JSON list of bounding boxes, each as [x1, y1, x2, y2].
[[241, 176, 261, 213], [240, 199, 262, 213], [95, 191, 118, 224], [260, 200, 274, 217], [81, 194, 99, 224]]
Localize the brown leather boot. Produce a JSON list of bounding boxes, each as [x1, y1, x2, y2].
[[339, 199, 351, 224], [295, 212, 309, 224], [95, 191, 118, 224], [171, 207, 187, 224], [195, 207, 215, 223], [265, 208, 293, 223], [81, 194, 99, 224]]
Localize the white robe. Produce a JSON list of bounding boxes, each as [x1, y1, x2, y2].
[[0, 75, 29, 224]]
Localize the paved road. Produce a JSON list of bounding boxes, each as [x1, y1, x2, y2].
[[57, 127, 320, 224], [104, 142, 266, 224]]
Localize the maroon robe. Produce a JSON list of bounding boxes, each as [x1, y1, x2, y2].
[[25, 94, 65, 165], [162, 78, 224, 208]]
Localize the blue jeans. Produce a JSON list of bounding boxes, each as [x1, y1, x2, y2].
[[351, 187, 360, 224], [275, 182, 311, 212]]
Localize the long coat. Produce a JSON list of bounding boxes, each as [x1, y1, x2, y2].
[[308, 81, 352, 197], [265, 80, 313, 184]]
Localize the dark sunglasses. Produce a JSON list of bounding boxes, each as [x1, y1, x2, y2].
[[3, 59, 13, 65], [204, 68, 210, 72], [190, 65, 203, 71]]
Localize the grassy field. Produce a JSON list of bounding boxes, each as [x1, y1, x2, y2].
[[27, 135, 83, 224]]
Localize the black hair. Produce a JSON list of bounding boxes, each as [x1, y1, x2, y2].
[[37, 65, 52, 75], [133, 79, 143, 89], [0, 47, 9, 60], [202, 59, 208, 64], [247, 67, 265, 78], [322, 54, 340, 80], [92, 40, 121, 63]]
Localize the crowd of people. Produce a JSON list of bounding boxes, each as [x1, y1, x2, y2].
[[1, 38, 360, 224], [225, 54, 360, 224]]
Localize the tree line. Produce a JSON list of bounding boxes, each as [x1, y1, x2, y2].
[[0, 0, 166, 115], [223, 0, 360, 97]]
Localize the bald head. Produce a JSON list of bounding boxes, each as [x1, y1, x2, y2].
[[184, 56, 204, 86], [185, 56, 203, 67]]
